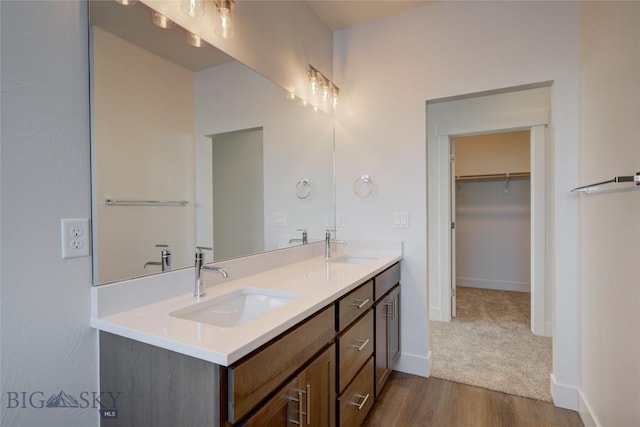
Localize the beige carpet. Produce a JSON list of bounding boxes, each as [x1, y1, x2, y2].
[[430, 287, 553, 402]]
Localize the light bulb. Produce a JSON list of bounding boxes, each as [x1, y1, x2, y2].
[[115, 0, 137, 5], [182, 0, 204, 18], [152, 12, 175, 29], [215, 0, 235, 38]]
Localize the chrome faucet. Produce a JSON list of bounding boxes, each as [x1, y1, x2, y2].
[[325, 229, 347, 259], [194, 246, 228, 297], [144, 244, 171, 272], [289, 228, 308, 245]]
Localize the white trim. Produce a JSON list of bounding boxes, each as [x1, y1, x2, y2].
[[579, 389, 601, 427], [530, 125, 546, 336], [550, 373, 579, 410], [457, 277, 530, 293], [545, 321, 553, 338], [394, 351, 430, 378], [429, 307, 441, 321], [436, 108, 550, 137]]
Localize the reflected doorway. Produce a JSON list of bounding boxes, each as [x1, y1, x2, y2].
[[210, 127, 264, 260]]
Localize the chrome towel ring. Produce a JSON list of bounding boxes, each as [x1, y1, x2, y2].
[[296, 179, 312, 199], [354, 175, 374, 198]]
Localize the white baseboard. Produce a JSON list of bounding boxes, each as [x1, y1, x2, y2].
[[394, 351, 430, 377], [429, 307, 441, 321], [550, 373, 579, 410], [457, 277, 530, 293], [579, 389, 600, 427]]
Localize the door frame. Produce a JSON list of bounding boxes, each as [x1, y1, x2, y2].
[[428, 110, 549, 336]]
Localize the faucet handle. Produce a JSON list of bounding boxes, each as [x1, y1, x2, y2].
[[196, 246, 212, 253], [155, 244, 170, 249], [297, 228, 307, 232]]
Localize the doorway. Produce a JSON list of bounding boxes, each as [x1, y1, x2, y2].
[[210, 127, 264, 260], [427, 84, 551, 337], [451, 130, 532, 317]]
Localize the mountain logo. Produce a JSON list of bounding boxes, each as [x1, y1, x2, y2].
[[45, 391, 80, 408]]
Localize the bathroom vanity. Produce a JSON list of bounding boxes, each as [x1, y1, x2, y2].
[[93, 244, 401, 427]]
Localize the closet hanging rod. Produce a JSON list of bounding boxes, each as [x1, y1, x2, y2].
[[571, 173, 640, 193], [455, 172, 530, 182], [105, 198, 189, 207]]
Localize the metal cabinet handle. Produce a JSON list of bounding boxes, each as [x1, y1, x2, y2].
[[305, 384, 311, 425], [350, 298, 370, 309], [288, 395, 301, 425], [349, 393, 370, 411], [385, 300, 393, 317], [297, 390, 304, 426], [351, 338, 370, 352]]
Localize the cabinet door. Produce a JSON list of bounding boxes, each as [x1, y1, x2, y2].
[[374, 299, 389, 397], [388, 287, 401, 364], [299, 345, 336, 427], [245, 345, 335, 427], [243, 377, 297, 427]]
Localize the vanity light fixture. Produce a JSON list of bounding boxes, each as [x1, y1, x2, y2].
[[307, 65, 340, 109], [181, 0, 205, 18], [187, 33, 205, 47], [152, 12, 175, 29], [214, 0, 235, 38]]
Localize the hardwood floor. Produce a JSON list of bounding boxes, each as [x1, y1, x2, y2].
[[363, 372, 584, 427]]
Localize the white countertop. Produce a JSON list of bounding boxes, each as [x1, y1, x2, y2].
[[91, 248, 401, 366]]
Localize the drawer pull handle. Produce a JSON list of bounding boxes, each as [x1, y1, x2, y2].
[[305, 384, 311, 425], [351, 338, 370, 352], [350, 298, 370, 309], [297, 390, 304, 426], [350, 393, 370, 411]]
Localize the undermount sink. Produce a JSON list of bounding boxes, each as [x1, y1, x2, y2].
[[329, 255, 378, 264], [171, 288, 299, 328]]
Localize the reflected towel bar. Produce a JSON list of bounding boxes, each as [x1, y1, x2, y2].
[[105, 198, 189, 206], [571, 172, 640, 193]]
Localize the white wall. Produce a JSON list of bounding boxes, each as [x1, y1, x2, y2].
[[1, 1, 98, 426], [579, 2, 640, 426], [93, 27, 195, 284], [194, 61, 335, 258], [333, 0, 581, 407]]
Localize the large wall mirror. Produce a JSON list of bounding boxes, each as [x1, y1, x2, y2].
[[90, 0, 335, 285]]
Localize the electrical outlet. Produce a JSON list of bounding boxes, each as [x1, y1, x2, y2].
[[336, 212, 345, 228], [61, 218, 90, 259]]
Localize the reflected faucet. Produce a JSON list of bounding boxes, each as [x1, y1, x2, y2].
[[144, 244, 171, 272], [289, 228, 308, 245], [194, 247, 228, 297], [325, 229, 347, 259]]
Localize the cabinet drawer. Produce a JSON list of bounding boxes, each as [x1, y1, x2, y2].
[[228, 305, 335, 423], [337, 281, 373, 332], [337, 310, 373, 391], [374, 263, 400, 301], [337, 357, 374, 427]]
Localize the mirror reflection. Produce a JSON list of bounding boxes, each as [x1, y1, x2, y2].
[[90, 0, 335, 285]]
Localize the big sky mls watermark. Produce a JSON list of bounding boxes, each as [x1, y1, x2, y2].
[[5, 390, 123, 419]]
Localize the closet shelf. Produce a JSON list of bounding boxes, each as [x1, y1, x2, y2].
[[455, 172, 530, 182]]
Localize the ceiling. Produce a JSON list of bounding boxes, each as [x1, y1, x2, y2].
[[306, 0, 435, 31]]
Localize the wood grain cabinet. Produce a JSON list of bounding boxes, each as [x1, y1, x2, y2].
[[99, 262, 400, 427], [373, 264, 401, 397], [243, 344, 335, 427]]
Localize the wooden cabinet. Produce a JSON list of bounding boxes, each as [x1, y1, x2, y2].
[[373, 263, 401, 398], [99, 262, 400, 427], [243, 345, 335, 427], [228, 306, 335, 423]]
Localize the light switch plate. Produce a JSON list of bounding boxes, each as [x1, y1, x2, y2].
[[61, 218, 91, 259], [336, 213, 345, 228], [273, 213, 287, 226], [393, 212, 410, 228]]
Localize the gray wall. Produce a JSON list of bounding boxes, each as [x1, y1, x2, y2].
[[1, 1, 97, 426]]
